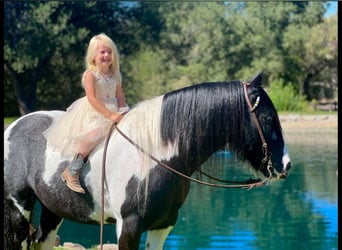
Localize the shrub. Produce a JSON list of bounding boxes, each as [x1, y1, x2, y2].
[[267, 79, 309, 111]]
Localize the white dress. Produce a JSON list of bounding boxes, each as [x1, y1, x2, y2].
[[44, 70, 120, 158]]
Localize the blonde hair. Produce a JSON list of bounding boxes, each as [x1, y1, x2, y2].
[[83, 33, 122, 85]]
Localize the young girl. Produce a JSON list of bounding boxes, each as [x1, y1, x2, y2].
[[44, 33, 129, 193]]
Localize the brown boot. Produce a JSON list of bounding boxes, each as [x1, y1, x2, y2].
[[61, 153, 86, 193], [61, 168, 85, 193]]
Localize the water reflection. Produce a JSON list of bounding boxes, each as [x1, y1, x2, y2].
[[58, 128, 337, 250], [159, 128, 338, 250]]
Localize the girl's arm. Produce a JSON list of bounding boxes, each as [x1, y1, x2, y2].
[[116, 84, 127, 108], [83, 71, 122, 123]]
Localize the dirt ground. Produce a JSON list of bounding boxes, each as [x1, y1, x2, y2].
[[279, 114, 337, 129], [279, 114, 337, 145]]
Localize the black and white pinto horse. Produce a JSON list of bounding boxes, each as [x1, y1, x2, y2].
[[4, 73, 291, 250]]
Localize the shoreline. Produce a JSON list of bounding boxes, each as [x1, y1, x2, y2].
[[279, 114, 337, 145], [279, 114, 337, 129]]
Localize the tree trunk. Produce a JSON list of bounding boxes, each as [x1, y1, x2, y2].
[[4, 64, 37, 116]]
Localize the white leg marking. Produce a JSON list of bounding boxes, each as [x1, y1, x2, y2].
[[10, 196, 31, 221], [116, 218, 123, 242], [282, 144, 291, 170], [145, 226, 173, 250]]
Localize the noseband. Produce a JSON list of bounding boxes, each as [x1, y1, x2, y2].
[[242, 82, 275, 177]]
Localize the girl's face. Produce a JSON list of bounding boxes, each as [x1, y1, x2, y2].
[[94, 42, 113, 69]]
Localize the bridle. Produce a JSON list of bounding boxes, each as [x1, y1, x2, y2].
[[242, 81, 275, 178], [98, 82, 279, 248]]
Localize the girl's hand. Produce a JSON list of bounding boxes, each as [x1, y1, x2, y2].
[[109, 112, 123, 124]]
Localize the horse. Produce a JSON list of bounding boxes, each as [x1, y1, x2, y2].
[[4, 72, 291, 250]]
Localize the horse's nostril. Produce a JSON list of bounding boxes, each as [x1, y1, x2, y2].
[[285, 162, 292, 172]]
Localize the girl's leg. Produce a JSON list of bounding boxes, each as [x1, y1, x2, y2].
[[77, 128, 104, 158], [61, 128, 104, 193]]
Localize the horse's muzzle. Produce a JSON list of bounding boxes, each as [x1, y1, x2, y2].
[[277, 171, 288, 179], [275, 162, 291, 179]]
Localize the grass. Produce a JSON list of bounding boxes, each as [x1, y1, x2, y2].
[[4, 117, 18, 126]]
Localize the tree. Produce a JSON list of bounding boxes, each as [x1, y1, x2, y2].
[[4, 1, 146, 116], [4, 1, 337, 116], [4, 2, 89, 115], [301, 14, 337, 101], [281, 2, 337, 101]]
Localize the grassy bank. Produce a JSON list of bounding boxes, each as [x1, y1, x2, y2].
[[4, 117, 18, 126]]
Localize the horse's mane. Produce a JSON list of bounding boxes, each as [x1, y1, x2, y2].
[[120, 80, 280, 174], [160, 81, 249, 165], [117, 96, 166, 176]]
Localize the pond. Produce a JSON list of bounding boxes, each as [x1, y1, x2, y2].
[[58, 127, 337, 250]]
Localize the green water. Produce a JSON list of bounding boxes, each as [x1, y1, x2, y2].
[[58, 128, 337, 250]]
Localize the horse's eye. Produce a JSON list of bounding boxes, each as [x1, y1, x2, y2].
[[262, 115, 273, 123]]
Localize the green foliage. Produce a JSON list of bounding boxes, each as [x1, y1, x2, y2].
[[4, 117, 18, 126], [267, 79, 309, 111], [4, 1, 337, 117], [125, 47, 169, 101]]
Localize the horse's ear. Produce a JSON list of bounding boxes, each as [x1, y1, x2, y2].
[[249, 71, 263, 86]]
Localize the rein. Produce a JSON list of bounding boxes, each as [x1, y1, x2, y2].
[[99, 121, 117, 250], [113, 124, 268, 189]]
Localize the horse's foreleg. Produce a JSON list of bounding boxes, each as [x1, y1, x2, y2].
[[145, 226, 173, 250], [30, 204, 63, 249], [117, 216, 143, 250]]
